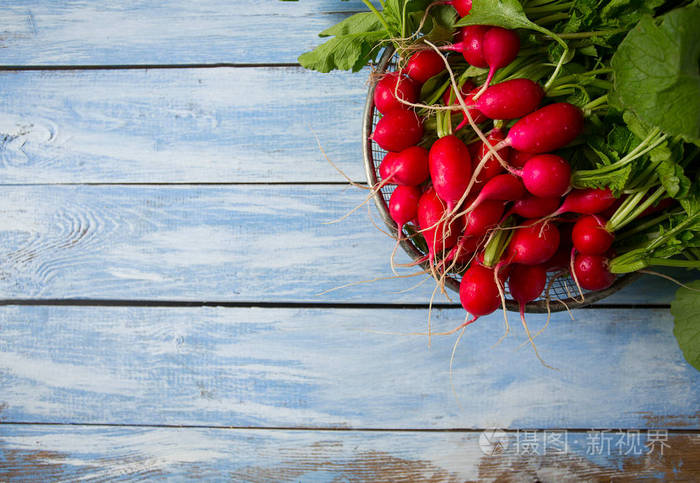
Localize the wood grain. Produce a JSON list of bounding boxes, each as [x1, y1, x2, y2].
[[0, 185, 689, 303], [0, 305, 698, 428], [0, 0, 373, 65], [1, 425, 698, 481], [0, 67, 368, 183]]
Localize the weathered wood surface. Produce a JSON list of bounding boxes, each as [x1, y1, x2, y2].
[[0, 185, 688, 303], [1, 425, 699, 481], [0, 1, 374, 65], [1, 306, 698, 428], [0, 68, 368, 183]]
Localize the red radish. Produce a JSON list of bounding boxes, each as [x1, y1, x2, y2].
[[461, 200, 504, 237], [379, 152, 398, 181], [405, 50, 445, 84], [476, 78, 544, 120], [508, 263, 547, 310], [508, 195, 561, 219], [572, 215, 614, 255], [445, 26, 489, 67], [510, 150, 534, 169], [573, 254, 616, 291], [452, 235, 482, 264], [429, 135, 472, 211], [459, 264, 501, 317], [544, 223, 573, 272], [372, 109, 424, 152], [517, 154, 571, 198], [506, 220, 560, 265], [506, 103, 584, 153], [448, 0, 472, 17], [378, 146, 430, 186], [442, 80, 476, 105], [373, 73, 419, 114], [443, 83, 487, 129], [552, 187, 617, 217], [466, 174, 525, 212], [418, 189, 459, 261], [508, 263, 550, 365], [479, 27, 520, 91], [473, 127, 510, 184], [389, 185, 422, 236]]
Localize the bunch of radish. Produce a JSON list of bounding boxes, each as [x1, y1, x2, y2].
[[370, 22, 626, 334]]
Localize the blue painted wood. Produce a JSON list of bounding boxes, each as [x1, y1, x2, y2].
[[0, 306, 698, 428], [1, 425, 698, 480], [0, 185, 688, 303], [0, 68, 368, 183], [0, 1, 377, 65]]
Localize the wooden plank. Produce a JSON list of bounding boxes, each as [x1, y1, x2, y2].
[[0, 185, 690, 303], [0, 306, 698, 428], [0, 68, 369, 183], [1, 425, 699, 481], [0, 1, 374, 65]]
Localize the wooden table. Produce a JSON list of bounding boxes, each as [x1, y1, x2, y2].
[[1, 1, 699, 480]]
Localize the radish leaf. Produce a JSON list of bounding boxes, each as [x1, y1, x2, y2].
[[671, 280, 700, 372], [611, 5, 700, 145]]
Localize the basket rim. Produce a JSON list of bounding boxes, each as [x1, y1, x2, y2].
[[362, 46, 640, 313]]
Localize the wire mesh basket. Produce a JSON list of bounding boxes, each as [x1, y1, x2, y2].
[[362, 47, 639, 312]]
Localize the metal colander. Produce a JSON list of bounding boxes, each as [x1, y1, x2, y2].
[[362, 47, 639, 312]]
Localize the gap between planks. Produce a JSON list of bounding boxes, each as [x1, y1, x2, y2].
[[1, 422, 697, 433], [0, 299, 670, 310], [0, 63, 303, 71]]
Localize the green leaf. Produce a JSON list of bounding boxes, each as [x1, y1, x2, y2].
[[319, 12, 383, 37], [298, 30, 387, 73], [455, 0, 534, 30], [671, 280, 700, 372], [611, 5, 700, 145], [658, 159, 691, 199], [681, 180, 700, 216]]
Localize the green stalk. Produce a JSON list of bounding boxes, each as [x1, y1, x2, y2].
[[525, 2, 573, 15], [557, 29, 626, 39], [361, 0, 391, 33], [643, 258, 700, 268], [582, 94, 608, 113], [536, 12, 570, 24], [615, 210, 681, 241], [609, 186, 665, 232], [607, 190, 647, 232], [483, 219, 515, 268]]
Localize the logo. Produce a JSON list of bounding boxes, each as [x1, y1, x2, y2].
[[479, 429, 509, 455]]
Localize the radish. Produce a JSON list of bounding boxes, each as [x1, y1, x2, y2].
[[573, 254, 616, 291], [476, 78, 544, 120], [374, 73, 419, 114], [572, 215, 614, 255], [516, 154, 572, 198], [418, 188, 459, 262], [379, 146, 430, 186], [458, 25, 489, 67], [389, 185, 422, 237], [405, 50, 445, 84], [473, 128, 510, 184], [505, 103, 584, 153], [372, 109, 424, 152], [429, 135, 472, 211], [510, 150, 534, 169], [460, 264, 501, 318], [509, 264, 547, 306], [551, 187, 617, 216], [508, 263, 550, 366], [508, 195, 561, 219], [442, 83, 487, 128], [461, 200, 504, 237], [464, 174, 525, 213], [448, 0, 472, 17], [506, 220, 560, 265], [477, 27, 520, 95]]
